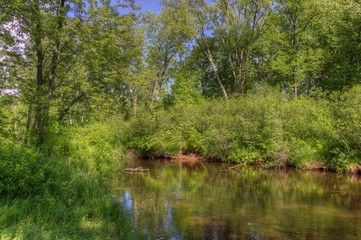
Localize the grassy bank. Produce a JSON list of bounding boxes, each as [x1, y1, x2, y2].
[[0, 124, 144, 239], [122, 87, 361, 173]]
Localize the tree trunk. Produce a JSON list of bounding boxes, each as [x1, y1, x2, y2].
[[205, 48, 229, 105], [294, 78, 298, 99], [150, 80, 159, 109], [133, 94, 137, 117], [33, 0, 46, 146], [32, 0, 67, 146], [58, 93, 85, 122], [25, 105, 32, 144]]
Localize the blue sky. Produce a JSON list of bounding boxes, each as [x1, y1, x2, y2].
[[134, 0, 213, 13], [135, 0, 162, 13]]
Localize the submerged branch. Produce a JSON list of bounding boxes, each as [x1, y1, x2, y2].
[[122, 167, 150, 174], [221, 163, 246, 171]]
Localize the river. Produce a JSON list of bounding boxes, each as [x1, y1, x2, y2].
[[113, 159, 361, 240]]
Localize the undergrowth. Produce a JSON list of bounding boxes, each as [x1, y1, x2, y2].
[[0, 123, 144, 239], [123, 86, 361, 173]]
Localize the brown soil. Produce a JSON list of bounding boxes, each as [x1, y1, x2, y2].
[[175, 153, 200, 162], [302, 162, 329, 171], [349, 164, 361, 174]]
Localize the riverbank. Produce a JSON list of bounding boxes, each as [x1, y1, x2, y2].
[[0, 134, 144, 239], [123, 87, 361, 173], [136, 153, 361, 175]]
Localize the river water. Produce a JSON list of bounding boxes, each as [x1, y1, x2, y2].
[[113, 160, 361, 240]]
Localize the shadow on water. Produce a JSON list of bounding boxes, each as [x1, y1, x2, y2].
[[113, 159, 361, 240]]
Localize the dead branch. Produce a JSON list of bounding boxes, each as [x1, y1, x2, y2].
[[221, 163, 246, 171], [122, 167, 150, 174]]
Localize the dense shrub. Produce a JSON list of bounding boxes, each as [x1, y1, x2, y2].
[[122, 87, 361, 172], [124, 109, 187, 157], [324, 86, 361, 171], [42, 121, 127, 184]]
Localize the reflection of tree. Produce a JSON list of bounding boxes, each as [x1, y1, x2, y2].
[[114, 161, 361, 239]]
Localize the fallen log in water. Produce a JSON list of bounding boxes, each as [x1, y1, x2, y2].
[[221, 163, 246, 171], [122, 167, 150, 174]]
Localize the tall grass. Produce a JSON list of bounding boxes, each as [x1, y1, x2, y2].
[[0, 123, 144, 239]]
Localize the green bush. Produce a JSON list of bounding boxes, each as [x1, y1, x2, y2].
[[42, 121, 127, 184], [119, 86, 361, 172], [124, 109, 187, 157]]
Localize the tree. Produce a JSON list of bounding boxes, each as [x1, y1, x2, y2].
[[1, 0, 140, 145], [172, 0, 271, 101], [265, 0, 324, 98], [187, 0, 229, 103], [77, 0, 142, 120], [143, 0, 195, 108], [1, 0, 71, 145], [317, 0, 361, 91], [210, 0, 271, 95]]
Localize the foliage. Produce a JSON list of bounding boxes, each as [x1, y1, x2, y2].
[[0, 142, 65, 197], [123, 108, 186, 157], [326, 86, 361, 170], [122, 87, 361, 172], [3, 0, 361, 147], [2, 0, 361, 236], [0, 136, 144, 239], [40, 120, 128, 185]]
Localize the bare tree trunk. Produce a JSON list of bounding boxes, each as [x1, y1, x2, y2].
[[133, 94, 137, 117], [240, 50, 251, 95], [150, 80, 159, 109], [205, 48, 229, 105], [25, 105, 32, 144], [12, 104, 17, 137]]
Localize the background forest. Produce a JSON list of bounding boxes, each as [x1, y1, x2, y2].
[[1, 0, 361, 237]]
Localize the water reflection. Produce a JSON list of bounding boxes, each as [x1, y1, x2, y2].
[[120, 191, 133, 212], [113, 160, 361, 240]]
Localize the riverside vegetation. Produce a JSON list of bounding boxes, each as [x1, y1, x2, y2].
[[1, 0, 361, 238], [123, 87, 361, 173], [3, 88, 361, 238], [0, 124, 144, 239]]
